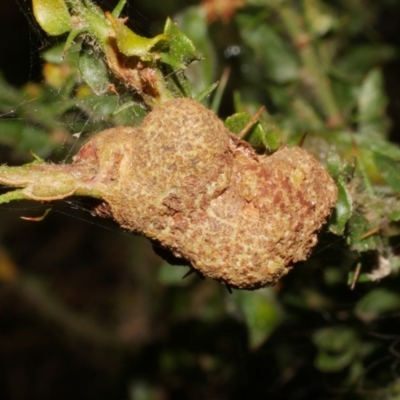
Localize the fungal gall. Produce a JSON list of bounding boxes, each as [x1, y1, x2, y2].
[[72, 98, 337, 289]]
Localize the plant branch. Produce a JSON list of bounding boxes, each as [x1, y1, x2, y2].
[[0, 162, 102, 203], [7, 276, 125, 349]]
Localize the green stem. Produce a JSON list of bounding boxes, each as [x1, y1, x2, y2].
[[275, 2, 344, 129], [0, 189, 28, 205], [111, 0, 127, 17], [211, 67, 231, 114], [0, 162, 102, 204]]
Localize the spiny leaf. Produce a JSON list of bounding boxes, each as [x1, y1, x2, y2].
[[106, 12, 168, 58], [161, 18, 201, 68], [225, 112, 280, 151]]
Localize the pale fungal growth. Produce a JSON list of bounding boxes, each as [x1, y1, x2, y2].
[[0, 98, 337, 289]]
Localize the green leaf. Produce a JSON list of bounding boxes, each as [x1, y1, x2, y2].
[[313, 327, 357, 372], [326, 152, 352, 235], [322, 131, 400, 161], [73, 94, 145, 127], [42, 42, 80, 64], [165, 69, 193, 98], [347, 211, 379, 252], [79, 47, 110, 95], [225, 112, 280, 151], [326, 151, 343, 180], [225, 113, 250, 134], [315, 348, 356, 373], [357, 69, 388, 136], [355, 288, 400, 322], [304, 0, 336, 37], [234, 289, 282, 349], [389, 210, 400, 222], [334, 44, 395, 81], [374, 152, 400, 194], [106, 12, 168, 58], [174, 6, 216, 95], [162, 17, 201, 68], [194, 82, 219, 102], [236, 13, 299, 83], [329, 177, 352, 235], [33, 0, 71, 36], [368, 138, 400, 160], [0, 120, 57, 158], [292, 98, 325, 131]]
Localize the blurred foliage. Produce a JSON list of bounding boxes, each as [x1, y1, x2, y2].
[[1, 0, 400, 399]]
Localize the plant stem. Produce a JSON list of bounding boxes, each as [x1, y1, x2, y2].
[[9, 276, 124, 348], [0, 162, 102, 204], [0, 189, 27, 205]]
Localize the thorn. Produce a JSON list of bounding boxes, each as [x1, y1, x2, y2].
[[238, 106, 265, 140], [29, 150, 45, 163], [297, 132, 308, 148], [360, 226, 380, 240], [182, 268, 196, 280], [351, 135, 360, 157], [350, 262, 361, 290], [108, 84, 119, 96], [211, 66, 231, 113]]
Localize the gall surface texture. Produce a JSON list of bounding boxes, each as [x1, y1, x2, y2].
[[74, 98, 337, 289]]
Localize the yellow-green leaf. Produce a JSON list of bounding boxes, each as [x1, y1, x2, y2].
[[106, 12, 168, 58], [162, 17, 200, 68], [32, 0, 71, 36]]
